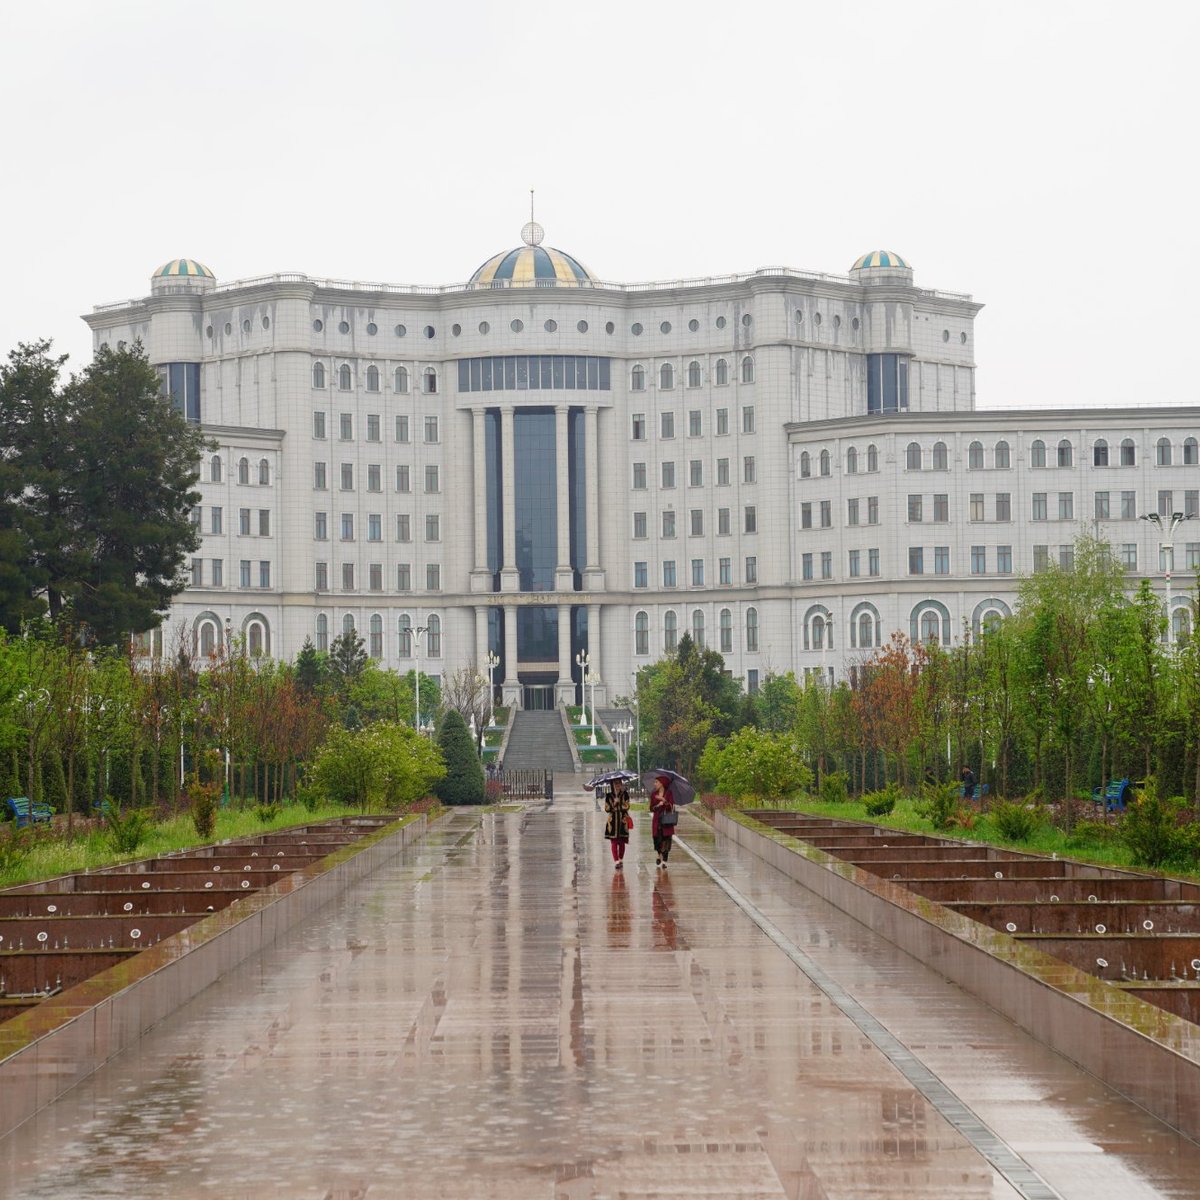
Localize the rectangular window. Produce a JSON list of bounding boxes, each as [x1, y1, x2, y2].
[[997, 544, 1012, 573], [661, 461, 676, 489], [397, 465, 411, 493], [339, 412, 353, 441], [690, 509, 703, 536], [970, 493, 984, 522], [718, 507, 730, 536], [691, 559, 704, 586], [662, 510, 676, 538], [868, 548, 880, 576], [1094, 491, 1110, 519], [801, 502, 812, 529], [1121, 491, 1137, 520], [340, 513, 354, 541], [661, 412, 675, 439], [211, 506, 223, 535], [314, 462, 327, 490], [688, 410, 702, 437], [315, 561, 328, 591], [1185, 490, 1199, 518], [258, 509, 270, 537], [996, 492, 1011, 521], [633, 512, 647, 539], [717, 458, 730, 486], [1059, 545, 1075, 570], [867, 496, 879, 525], [632, 413, 646, 440], [908, 494, 923, 522], [747, 669, 760, 695], [190, 557, 202, 587], [1031, 492, 1047, 521], [934, 545, 949, 574], [742, 405, 755, 434], [367, 513, 381, 542], [933, 494, 948, 522], [849, 549, 860, 577], [745, 555, 757, 583], [909, 547, 924, 575], [716, 408, 729, 435], [663, 560, 677, 588], [212, 558, 223, 587], [424, 415, 439, 444], [367, 463, 381, 492], [1033, 545, 1049, 571], [719, 556, 731, 585], [425, 465, 439, 493], [1186, 542, 1200, 570], [313, 411, 326, 439], [395, 414, 410, 443], [744, 505, 757, 533], [1121, 543, 1137, 570], [820, 550, 832, 579], [397, 563, 411, 591], [426, 514, 440, 541], [366, 414, 380, 442], [971, 545, 986, 574], [397, 514, 411, 542], [1058, 492, 1074, 520], [240, 559, 251, 588], [689, 459, 703, 487], [802, 552, 813, 580], [368, 562, 382, 591], [632, 462, 647, 489], [847, 498, 859, 526], [239, 508, 251, 536], [1157, 489, 1174, 517], [634, 561, 648, 588], [427, 564, 441, 591], [340, 463, 354, 491], [819, 500, 831, 528]]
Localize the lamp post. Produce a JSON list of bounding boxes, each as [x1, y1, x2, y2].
[[821, 612, 835, 687], [575, 649, 592, 734], [614, 719, 633, 767], [484, 650, 500, 725], [1142, 510, 1194, 645], [414, 623, 429, 729]]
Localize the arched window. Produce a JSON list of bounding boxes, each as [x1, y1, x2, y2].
[[399, 614, 412, 657], [906, 442, 922, 471], [932, 441, 948, 470], [745, 607, 759, 652], [1185, 437, 1199, 466], [342, 613, 355, 637], [920, 610, 940, 643], [846, 447, 858, 474], [812, 613, 828, 650], [196, 617, 218, 659], [715, 358, 729, 386], [246, 615, 269, 658], [366, 365, 380, 393], [338, 364, 352, 391], [630, 365, 645, 391], [819, 449, 831, 476], [1093, 438, 1109, 467], [423, 367, 437, 394], [394, 365, 409, 393], [719, 608, 732, 652], [687, 361, 701, 388], [664, 610, 678, 652], [210, 454, 223, 482], [635, 611, 649, 655], [692, 609, 705, 647], [1175, 607, 1193, 644], [258, 458, 270, 485], [858, 613, 873, 649], [1057, 439, 1073, 468], [970, 597, 1012, 636], [427, 614, 441, 656], [866, 443, 878, 472], [1157, 437, 1172, 466], [1120, 438, 1136, 466], [910, 600, 950, 646], [659, 363, 674, 390], [849, 602, 881, 649], [968, 441, 984, 469], [1030, 439, 1046, 468], [312, 362, 326, 389], [316, 613, 329, 653], [799, 451, 811, 478], [238, 457, 249, 485], [741, 355, 754, 383], [369, 613, 383, 659], [994, 440, 1010, 469]]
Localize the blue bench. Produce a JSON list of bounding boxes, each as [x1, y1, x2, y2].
[[1092, 778, 1132, 811], [5, 797, 55, 827], [959, 783, 989, 801]]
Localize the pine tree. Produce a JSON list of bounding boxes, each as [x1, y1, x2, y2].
[[295, 637, 324, 695], [434, 710, 485, 805]]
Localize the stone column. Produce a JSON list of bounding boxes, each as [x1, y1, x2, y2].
[[502, 604, 521, 707], [470, 408, 490, 592], [584, 406, 603, 587], [555, 602, 574, 706], [500, 405, 519, 592], [554, 405, 573, 591], [587, 602, 605, 706], [475, 605, 489, 666]]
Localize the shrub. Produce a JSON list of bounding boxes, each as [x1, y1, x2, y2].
[[991, 800, 1042, 843], [1066, 820, 1121, 850], [0, 827, 31, 875], [435, 710, 485, 805], [1120, 778, 1199, 868], [916, 780, 961, 830], [189, 776, 220, 841], [484, 778, 504, 804], [864, 782, 901, 818], [105, 805, 153, 855], [296, 783, 320, 813], [255, 801, 281, 824], [820, 771, 849, 806]]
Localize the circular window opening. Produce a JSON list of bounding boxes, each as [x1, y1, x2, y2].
[[688, 318, 699, 332], [741, 313, 752, 327], [423, 325, 435, 339], [224, 322, 232, 335], [242, 319, 251, 333], [813, 313, 822, 326], [605, 321, 615, 334], [960, 332, 968, 344], [631, 322, 643, 336], [451, 323, 462, 337], [206, 325, 214, 338], [795, 311, 804, 324], [834, 315, 842, 328], [366, 322, 377, 335], [479, 321, 490, 334], [395, 324, 407, 337], [511, 319, 524, 333], [338, 320, 350, 334], [851, 317, 859, 331], [715, 316, 727, 329], [544, 319, 557, 332], [577, 320, 588, 333], [660, 321, 672, 334], [262, 316, 271, 330], [942, 329, 950, 342]]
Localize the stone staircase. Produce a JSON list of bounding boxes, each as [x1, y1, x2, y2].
[[502, 710, 576, 773]]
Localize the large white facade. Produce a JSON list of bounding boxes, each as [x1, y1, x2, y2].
[[84, 239, 1200, 704]]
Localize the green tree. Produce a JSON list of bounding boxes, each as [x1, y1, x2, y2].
[[434, 709, 485, 805], [698, 726, 811, 801], [294, 637, 325, 696], [754, 671, 803, 733], [328, 628, 368, 699], [310, 721, 444, 811]]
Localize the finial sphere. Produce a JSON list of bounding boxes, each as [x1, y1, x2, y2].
[[521, 220, 545, 247]]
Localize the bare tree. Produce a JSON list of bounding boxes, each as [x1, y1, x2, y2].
[[440, 666, 491, 747]]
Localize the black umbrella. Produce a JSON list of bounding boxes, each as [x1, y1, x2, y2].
[[584, 769, 640, 791], [642, 769, 696, 806]]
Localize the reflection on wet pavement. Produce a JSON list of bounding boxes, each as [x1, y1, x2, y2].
[[0, 791, 1197, 1198]]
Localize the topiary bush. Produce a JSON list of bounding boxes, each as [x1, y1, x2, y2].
[[990, 800, 1042, 842], [864, 782, 902, 818], [189, 775, 220, 841], [435, 710, 485, 806], [916, 780, 961, 830], [105, 805, 153, 855], [1119, 777, 1200, 868]]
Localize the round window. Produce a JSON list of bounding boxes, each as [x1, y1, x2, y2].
[[224, 322, 232, 335], [961, 332, 968, 344], [660, 321, 671, 334], [741, 313, 752, 327], [851, 317, 859, 331], [544, 319, 557, 332], [631, 322, 643, 336], [395, 324, 407, 337], [577, 320, 588, 333], [688, 318, 699, 332], [511, 319, 524, 333], [942, 329, 950, 342], [605, 321, 615, 334], [452, 323, 462, 336], [423, 325, 435, 339], [795, 311, 803, 324], [366, 322, 377, 335], [813, 313, 822, 326], [262, 316, 271, 330], [206, 325, 214, 338], [242, 319, 251, 333], [715, 316, 727, 329], [313, 319, 324, 332], [479, 321, 490, 334], [834, 315, 841, 328], [338, 321, 350, 334]]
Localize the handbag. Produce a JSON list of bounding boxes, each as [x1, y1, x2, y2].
[[661, 807, 678, 827], [626, 814, 634, 830]]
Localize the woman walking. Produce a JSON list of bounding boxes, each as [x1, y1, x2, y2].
[[603, 783, 631, 869], [649, 775, 676, 867]]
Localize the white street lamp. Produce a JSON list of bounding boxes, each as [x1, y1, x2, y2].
[[575, 649, 591, 730], [414, 623, 429, 729], [1142, 510, 1195, 645], [484, 650, 500, 725]]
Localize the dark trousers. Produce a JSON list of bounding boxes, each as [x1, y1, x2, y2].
[[653, 832, 672, 860]]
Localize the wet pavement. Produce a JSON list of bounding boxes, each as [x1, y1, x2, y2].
[[0, 782, 1198, 1198]]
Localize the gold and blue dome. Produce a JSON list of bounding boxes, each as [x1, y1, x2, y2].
[[154, 258, 215, 279], [851, 250, 910, 271], [470, 222, 594, 287]]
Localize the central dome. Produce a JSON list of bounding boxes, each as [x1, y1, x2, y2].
[[470, 223, 595, 287]]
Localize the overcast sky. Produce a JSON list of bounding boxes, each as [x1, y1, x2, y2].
[[2, 1, 1194, 411]]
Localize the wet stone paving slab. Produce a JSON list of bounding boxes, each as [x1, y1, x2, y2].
[[1, 793, 1200, 1198]]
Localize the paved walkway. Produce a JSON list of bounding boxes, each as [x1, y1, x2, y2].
[[1, 791, 1198, 1198]]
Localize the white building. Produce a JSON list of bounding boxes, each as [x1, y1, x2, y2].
[[85, 233, 1200, 706]]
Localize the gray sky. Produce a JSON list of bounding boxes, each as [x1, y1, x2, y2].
[[2, 0, 1195, 410]]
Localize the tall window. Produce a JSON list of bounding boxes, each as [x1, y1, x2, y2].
[[800, 451, 811, 478], [994, 440, 1010, 469], [210, 454, 223, 482], [664, 611, 678, 652], [1031, 439, 1046, 468], [932, 442, 947, 470], [1157, 437, 1173, 466], [741, 355, 754, 383], [369, 614, 383, 658], [818, 449, 829, 476], [316, 613, 328, 652], [715, 358, 728, 386], [660, 363, 674, 390], [366, 365, 380, 392], [399, 615, 412, 656], [692, 609, 705, 646], [423, 367, 438, 394], [1185, 437, 1198, 466], [394, 365, 409, 393], [1120, 438, 1136, 466], [635, 611, 649, 655], [687, 361, 701, 388], [427, 615, 441, 656], [745, 607, 759, 651], [338, 364, 352, 390], [631, 365, 646, 391], [866, 353, 909, 412], [238, 457, 249, 485], [846, 447, 858, 474], [867, 443, 878, 472], [719, 608, 732, 652], [1058, 439, 1073, 467], [906, 442, 922, 471], [312, 362, 326, 388], [968, 441, 983, 469], [661, 412, 675, 439], [1093, 438, 1109, 466]]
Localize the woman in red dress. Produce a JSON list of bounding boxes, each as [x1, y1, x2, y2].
[[649, 775, 676, 867]]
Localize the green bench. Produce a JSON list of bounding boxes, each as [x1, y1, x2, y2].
[[5, 796, 55, 827]]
